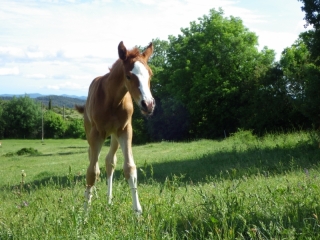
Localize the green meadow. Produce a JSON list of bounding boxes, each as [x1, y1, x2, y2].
[[1, 131, 320, 239]]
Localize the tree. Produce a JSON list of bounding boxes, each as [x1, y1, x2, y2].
[[298, 0, 320, 64], [280, 33, 320, 130], [65, 118, 85, 139], [43, 110, 66, 138], [298, 1, 320, 135], [136, 38, 189, 141], [146, 97, 190, 141], [0, 100, 6, 138], [48, 97, 52, 110], [298, 0, 320, 28], [2, 96, 41, 138], [145, 38, 191, 140], [160, 9, 275, 138]]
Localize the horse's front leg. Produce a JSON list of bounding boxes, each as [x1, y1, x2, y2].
[[84, 128, 104, 212], [118, 124, 142, 214], [105, 135, 119, 205]]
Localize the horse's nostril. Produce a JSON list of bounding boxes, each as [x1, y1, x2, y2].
[[141, 100, 147, 109]]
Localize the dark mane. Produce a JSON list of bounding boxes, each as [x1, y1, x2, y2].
[[127, 47, 140, 59], [109, 47, 141, 71], [109, 47, 152, 77]]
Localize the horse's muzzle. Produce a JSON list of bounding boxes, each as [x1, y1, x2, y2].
[[140, 99, 155, 115]]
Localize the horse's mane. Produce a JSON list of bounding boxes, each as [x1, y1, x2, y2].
[[109, 47, 150, 73], [127, 47, 140, 60]]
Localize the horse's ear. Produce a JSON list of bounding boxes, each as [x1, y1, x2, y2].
[[118, 41, 127, 60], [142, 42, 153, 61]]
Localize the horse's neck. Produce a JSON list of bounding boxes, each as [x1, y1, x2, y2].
[[105, 60, 128, 107]]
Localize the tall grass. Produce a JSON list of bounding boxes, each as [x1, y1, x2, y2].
[[0, 130, 319, 239]]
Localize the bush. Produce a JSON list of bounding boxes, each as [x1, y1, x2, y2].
[[16, 147, 40, 156], [65, 118, 85, 139], [43, 110, 67, 138], [229, 129, 257, 145], [2, 96, 41, 138], [4, 147, 40, 157]]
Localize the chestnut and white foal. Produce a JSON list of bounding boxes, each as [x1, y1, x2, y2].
[[76, 41, 155, 214]]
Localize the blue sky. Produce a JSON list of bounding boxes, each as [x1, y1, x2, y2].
[[0, 0, 310, 96]]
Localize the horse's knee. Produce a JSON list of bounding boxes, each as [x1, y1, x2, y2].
[[86, 164, 100, 185], [106, 154, 117, 177], [123, 164, 137, 180]]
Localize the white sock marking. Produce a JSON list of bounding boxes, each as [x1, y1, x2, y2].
[[107, 173, 113, 204], [128, 170, 142, 214]]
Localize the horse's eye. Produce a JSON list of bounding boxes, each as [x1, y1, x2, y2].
[[126, 75, 131, 80]]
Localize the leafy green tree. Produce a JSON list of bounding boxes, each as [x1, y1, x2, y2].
[[48, 97, 52, 110], [3, 96, 41, 138], [280, 35, 320, 129], [148, 38, 170, 95], [137, 38, 189, 141], [131, 104, 150, 144], [160, 9, 275, 138], [243, 62, 309, 133], [0, 100, 6, 138], [146, 97, 190, 141], [298, 0, 320, 64], [65, 118, 85, 139], [145, 38, 191, 140], [299, 0, 320, 28], [297, 1, 320, 133], [43, 110, 66, 138]]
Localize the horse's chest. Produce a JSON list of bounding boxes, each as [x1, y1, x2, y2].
[[96, 111, 129, 134]]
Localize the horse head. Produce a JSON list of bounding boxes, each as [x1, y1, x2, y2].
[[118, 41, 155, 116]]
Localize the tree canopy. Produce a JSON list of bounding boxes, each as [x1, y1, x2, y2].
[[2, 96, 41, 138], [147, 9, 276, 139]]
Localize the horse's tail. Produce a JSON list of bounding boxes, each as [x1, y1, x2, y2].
[[75, 105, 85, 114]]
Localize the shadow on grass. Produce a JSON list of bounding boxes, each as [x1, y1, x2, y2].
[[138, 140, 320, 183], [30, 150, 87, 157], [62, 146, 88, 149], [5, 140, 319, 190], [6, 173, 87, 192], [173, 202, 320, 239]]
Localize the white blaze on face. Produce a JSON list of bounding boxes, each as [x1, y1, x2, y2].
[[131, 61, 153, 102]]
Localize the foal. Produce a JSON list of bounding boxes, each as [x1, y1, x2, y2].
[[76, 41, 155, 214]]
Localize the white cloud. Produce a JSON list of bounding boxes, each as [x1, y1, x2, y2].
[[46, 81, 88, 91], [0, 67, 19, 76], [69, 75, 93, 80], [26, 51, 45, 59], [26, 74, 47, 79], [0, 47, 25, 58]]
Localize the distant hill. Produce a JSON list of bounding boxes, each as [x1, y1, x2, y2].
[[0, 94, 86, 108], [0, 93, 43, 98], [36, 95, 86, 108], [0, 93, 86, 100]]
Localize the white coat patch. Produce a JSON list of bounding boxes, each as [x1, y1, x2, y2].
[[131, 61, 152, 101]]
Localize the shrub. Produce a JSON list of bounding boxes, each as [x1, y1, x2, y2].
[[43, 110, 67, 138], [16, 147, 40, 156], [65, 118, 85, 139]]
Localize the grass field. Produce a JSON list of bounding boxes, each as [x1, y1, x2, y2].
[[0, 130, 320, 239]]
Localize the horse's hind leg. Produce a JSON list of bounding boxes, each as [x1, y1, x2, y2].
[[84, 128, 104, 211], [105, 135, 119, 204]]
